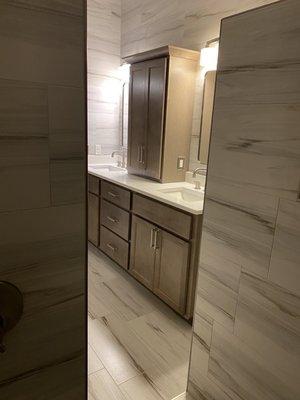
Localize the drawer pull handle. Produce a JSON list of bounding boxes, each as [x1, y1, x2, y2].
[[107, 216, 119, 224], [107, 243, 117, 252], [108, 191, 118, 198], [150, 228, 155, 248], [153, 228, 160, 250]]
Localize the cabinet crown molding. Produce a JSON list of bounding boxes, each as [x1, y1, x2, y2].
[[123, 45, 200, 64]]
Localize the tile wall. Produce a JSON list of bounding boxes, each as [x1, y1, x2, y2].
[[187, 1, 300, 399], [0, 1, 86, 397], [121, 0, 277, 171], [87, 0, 122, 160]]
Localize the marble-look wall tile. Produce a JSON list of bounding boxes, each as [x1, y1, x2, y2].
[[188, 2, 300, 399], [235, 272, 300, 392], [121, 0, 277, 169], [0, 137, 50, 212], [269, 199, 300, 295], [0, 79, 48, 136], [87, 0, 122, 155], [209, 322, 299, 400], [219, 0, 300, 69], [209, 67, 300, 200], [50, 159, 85, 205], [203, 177, 278, 278], [7, 0, 84, 16], [0, 1, 86, 396], [0, 79, 50, 211], [48, 86, 86, 160], [0, 3, 85, 86]]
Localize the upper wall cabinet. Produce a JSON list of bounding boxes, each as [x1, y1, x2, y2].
[[125, 46, 199, 183]]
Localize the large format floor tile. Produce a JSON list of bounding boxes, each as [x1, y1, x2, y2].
[[88, 245, 192, 400]]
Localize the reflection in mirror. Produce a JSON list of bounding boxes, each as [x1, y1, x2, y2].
[[198, 71, 216, 164]]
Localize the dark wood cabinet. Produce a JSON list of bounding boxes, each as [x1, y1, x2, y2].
[[88, 192, 99, 246], [154, 230, 190, 314], [88, 174, 202, 319], [129, 215, 156, 290], [126, 46, 199, 183], [128, 58, 167, 179], [129, 215, 190, 313]]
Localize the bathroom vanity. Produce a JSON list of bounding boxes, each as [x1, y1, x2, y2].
[[88, 167, 203, 320]]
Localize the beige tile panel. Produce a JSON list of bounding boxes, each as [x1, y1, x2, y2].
[[102, 312, 189, 400], [209, 322, 300, 400], [120, 375, 164, 400], [0, 78, 48, 136], [269, 199, 300, 295], [50, 159, 85, 205], [7, 0, 84, 16], [209, 67, 300, 200], [188, 372, 233, 400], [0, 138, 50, 212], [88, 345, 104, 375], [48, 86, 86, 160], [196, 267, 238, 330], [219, 0, 300, 69], [0, 3, 84, 86], [202, 198, 275, 278], [89, 369, 126, 400], [1, 295, 85, 385], [88, 317, 141, 385], [0, 355, 85, 400], [235, 271, 300, 390], [128, 311, 191, 369]]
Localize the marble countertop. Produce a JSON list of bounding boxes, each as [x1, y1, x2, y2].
[[88, 165, 204, 215]]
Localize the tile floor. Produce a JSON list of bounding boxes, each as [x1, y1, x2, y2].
[[88, 244, 193, 400]]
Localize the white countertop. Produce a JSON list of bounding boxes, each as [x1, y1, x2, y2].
[[88, 165, 204, 215]]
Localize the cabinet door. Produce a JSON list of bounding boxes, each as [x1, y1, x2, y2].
[[145, 57, 167, 180], [129, 215, 156, 290], [128, 63, 148, 174], [154, 229, 190, 314], [88, 192, 99, 246]]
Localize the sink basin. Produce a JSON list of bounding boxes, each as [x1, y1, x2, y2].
[[158, 187, 204, 203], [89, 164, 126, 172]]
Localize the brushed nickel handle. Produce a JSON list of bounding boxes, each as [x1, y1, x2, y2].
[[153, 229, 160, 250], [150, 228, 155, 248], [0, 282, 23, 353], [108, 191, 118, 198], [137, 145, 141, 163], [141, 145, 145, 164], [107, 243, 117, 252], [107, 216, 119, 224]]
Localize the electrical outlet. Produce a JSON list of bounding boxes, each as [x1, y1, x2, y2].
[[95, 144, 102, 155], [177, 157, 185, 170]]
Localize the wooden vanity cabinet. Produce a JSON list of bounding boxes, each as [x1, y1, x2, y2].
[[129, 214, 191, 314], [130, 215, 157, 290], [154, 230, 190, 314], [125, 46, 199, 183], [88, 174, 202, 320]]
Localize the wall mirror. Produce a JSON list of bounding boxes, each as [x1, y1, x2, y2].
[[198, 70, 216, 164]]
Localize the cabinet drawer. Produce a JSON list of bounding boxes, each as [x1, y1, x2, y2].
[[132, 194, 192, 240], [101, 181, 131, 210], [101, 199, 130, 240], [88, 174, 100, 195], [100, 226, 129, 269]]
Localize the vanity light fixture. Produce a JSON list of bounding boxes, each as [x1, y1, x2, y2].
[[118, 63, 130, 83], [200, 41, 219, 71]]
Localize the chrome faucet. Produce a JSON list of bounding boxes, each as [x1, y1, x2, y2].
[[111, 148, 127, 169], [192, 167, 203, 190]]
